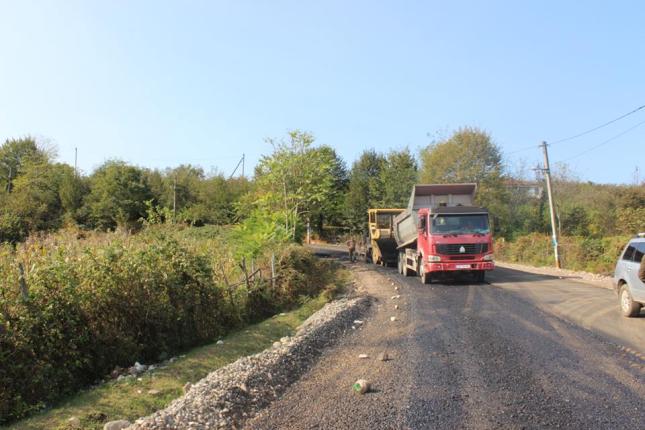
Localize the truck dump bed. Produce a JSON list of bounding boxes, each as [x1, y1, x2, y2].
[[393, 183, 477, 248]]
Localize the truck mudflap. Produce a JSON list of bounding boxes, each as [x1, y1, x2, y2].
[[425, 261, 494, 272]]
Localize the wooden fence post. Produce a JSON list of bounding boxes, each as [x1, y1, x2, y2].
[[271, 253, 276, 289], [18, 263, 28, 301], [241, 257, 251, 289]]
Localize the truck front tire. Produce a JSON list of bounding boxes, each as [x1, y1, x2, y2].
[[419, 260, 431, 284], [473, 270, 485, 283]]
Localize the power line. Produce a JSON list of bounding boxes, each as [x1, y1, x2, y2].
[[506, 144, 540, 156], [558, 118, 645, 163], [550, 104, 645, 145]]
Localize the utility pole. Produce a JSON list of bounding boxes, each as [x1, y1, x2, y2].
[[229, 154, 246, 179], [173, 176, 177, 223], [540, 141, 561, 268], [74, 147, 78, 177]]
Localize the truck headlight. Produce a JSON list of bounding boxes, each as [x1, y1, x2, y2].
[[427, 255, 441, 262], [483, 253, 494, 261]]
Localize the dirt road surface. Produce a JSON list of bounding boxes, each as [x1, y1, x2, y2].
[[246, 245, 644, 429]]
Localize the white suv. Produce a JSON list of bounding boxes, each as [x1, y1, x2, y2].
[[613, 234, 645, 317]]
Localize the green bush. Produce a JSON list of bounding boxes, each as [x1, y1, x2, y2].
[[495, 233, 630, 274], [0, 227, 326, 423]]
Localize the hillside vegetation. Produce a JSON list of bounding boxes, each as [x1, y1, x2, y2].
[[0, 226, 337, 423]]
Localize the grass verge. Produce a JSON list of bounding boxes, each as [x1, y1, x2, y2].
[[5, 265, 348, 430]]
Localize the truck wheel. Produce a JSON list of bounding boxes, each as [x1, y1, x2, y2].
[[397, 252, 405, 275], [419, 260, 431, 284], [473, 271, 486, 283], [619, 284, 641, 317]]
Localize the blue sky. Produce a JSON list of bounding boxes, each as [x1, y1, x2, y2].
[[1, 1, 644, 184]]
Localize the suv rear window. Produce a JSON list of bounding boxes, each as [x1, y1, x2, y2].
[[622, 245, 636, 261]]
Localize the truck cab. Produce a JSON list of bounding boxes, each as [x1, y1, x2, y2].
[[416, 206, 494, 282]]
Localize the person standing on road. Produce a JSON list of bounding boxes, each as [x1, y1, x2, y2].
[[346, 237, 356, 262]]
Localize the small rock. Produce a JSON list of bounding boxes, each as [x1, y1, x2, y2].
[[378, 352, 390, 361], [390, 316, 397, 322], [394, 305, 399, 310], [391, 295, 400, 300], [148, 365, 156, 371], [353, 319, 363, 325], [104, 420, 131, 430], [67, 416, 81, 428], [129, 363, 144, 375], [358, 354, 369, 359], [117, 375, 125, 382], [147, 389, 160, 395], [352, 379, 371, 394], [137, 389, 143, 394], [183, 382, 192, 393], [351, 325, 356, 330], [238, 383, 248, 393], [216, 340, 224, 345], [280, 336, 290, 343], [273, 341, 282, 348], [110, 367, 122, 379], [279, 312, 286, 316]]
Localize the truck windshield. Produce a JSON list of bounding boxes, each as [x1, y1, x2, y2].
[[430, 214, 489, 235]]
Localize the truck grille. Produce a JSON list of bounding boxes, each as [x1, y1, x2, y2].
[[436, 243, 488, 255]]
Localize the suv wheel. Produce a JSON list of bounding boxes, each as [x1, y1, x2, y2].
[[619, 284, 641, 317]]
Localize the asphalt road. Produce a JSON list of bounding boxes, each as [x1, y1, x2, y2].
[[246, 246, 645, 429]]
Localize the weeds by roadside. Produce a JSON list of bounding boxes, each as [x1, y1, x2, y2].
[[0, 225, 338, 424], [495, 233, 629, 274]]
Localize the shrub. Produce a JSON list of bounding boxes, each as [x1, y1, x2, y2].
[[495, 233, 630, 274], [0, 226, 327, 423]]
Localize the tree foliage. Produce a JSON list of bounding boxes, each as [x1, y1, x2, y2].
[[420, 127, 514, 236], [254, 131, 339, 239], [345, 149, 386, 231], [0, 128, 642, 245], [84, 160, 153, 230], [378, 148, 418, 207]]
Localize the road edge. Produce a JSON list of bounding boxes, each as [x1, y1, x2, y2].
[[128, 295, 371, 429]]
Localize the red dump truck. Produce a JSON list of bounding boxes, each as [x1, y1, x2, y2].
[[393, 183, 494, 283]]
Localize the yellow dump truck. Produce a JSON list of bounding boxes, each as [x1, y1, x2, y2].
[[365, 208, 405, 266]]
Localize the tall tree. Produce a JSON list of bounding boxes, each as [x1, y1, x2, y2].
[[0, 137, 50, 192], [254, 130, 337, 239], [84, 160, 153, 230], [309, 145, 348, 234], [345, 149, 386, 232], [420, 127, 512, 236], [378, 148, 417, 208]]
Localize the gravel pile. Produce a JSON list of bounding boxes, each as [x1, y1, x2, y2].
[[497, 261, 614, 289], [128, 296, 370, 430]]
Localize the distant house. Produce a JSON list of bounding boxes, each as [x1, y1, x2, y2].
[[505, 180, 544, 199]]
